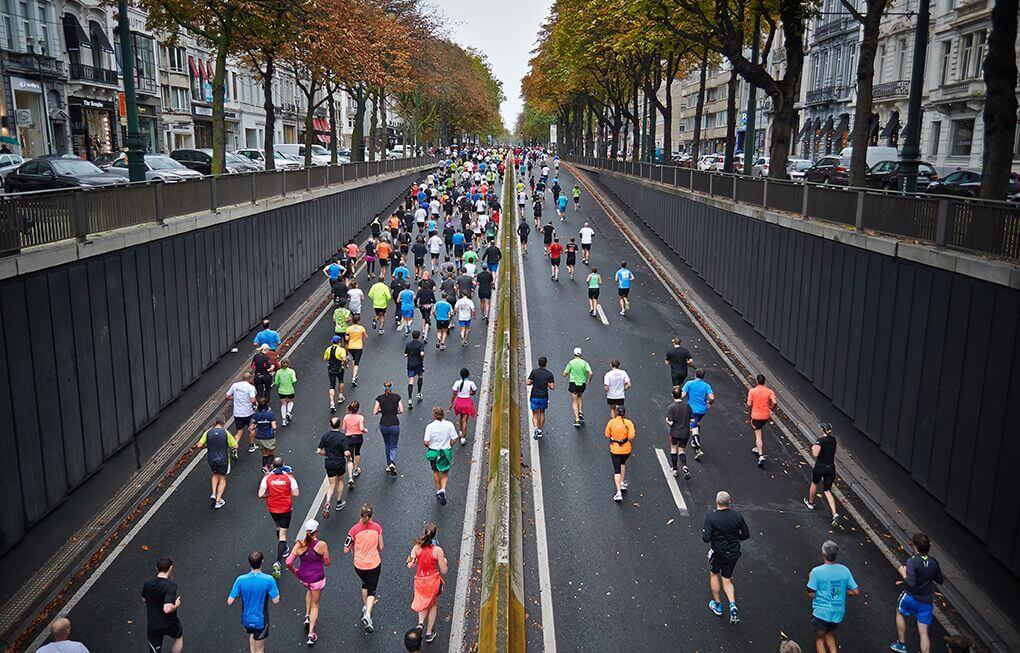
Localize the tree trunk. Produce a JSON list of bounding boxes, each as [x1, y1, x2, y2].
[[368, 90, 378, 162], [350, 86, 366, 162], [211, 9, 234, 175], [379, 88, 388, 160], [848, 3, 886, 186], [979, 0, 1019, 199], [648, 91, 658, 161], [585, 106, 594, 156], [301, 81, 317, 168], [261, 54, 276, 171], [724, 70, 739, 172], [630, 86, 640, 161], [692, 46, 708, 161], [327, 84, 338, 165], [662, 79, 674, 158]]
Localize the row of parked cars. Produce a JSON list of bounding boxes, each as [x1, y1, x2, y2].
[[0, 144, 365, 194], [683, 146, 1017, 199]]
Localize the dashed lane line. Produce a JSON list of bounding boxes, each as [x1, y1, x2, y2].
[[654, 448, 690, 517]]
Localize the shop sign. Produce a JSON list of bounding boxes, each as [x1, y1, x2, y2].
[[15, 109, 31, 125], [169, 122, 193, 133], [81, 99, 108, 110], [193, 105, 212, 117], [192, 105, 238, 120], [10, 76, 42, 93]]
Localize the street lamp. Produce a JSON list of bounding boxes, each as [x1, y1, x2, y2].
[[116, 0, 146, 182], [26, 38, 53, 154], [898, 0, 930, 193]]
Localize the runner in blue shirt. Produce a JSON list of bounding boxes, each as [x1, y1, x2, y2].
[[399, 287, 416, 336], [227, 551, 280, 647], [681, 369, 715, 461], [451, 231, 466, 267], [433, 294, 454, 351], [393, 262, 411, 283], [807, 541, 860, 653], [614, 262, 635, 316], [556, 193, 569, 221], [323, 258, 343, 283], [253, 320, 281, 351]]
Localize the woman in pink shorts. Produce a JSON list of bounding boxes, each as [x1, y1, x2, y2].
[[449, 368, 478, 446], [286, 519, 331, 646]]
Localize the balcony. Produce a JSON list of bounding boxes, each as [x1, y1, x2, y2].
[[954, 0, 988, 16], [69, 62, 118, 85], [814, 17, 855, 41], [136, 76, 157, 95], [872, 80, 910, 100], [806, 85, 846, 105]]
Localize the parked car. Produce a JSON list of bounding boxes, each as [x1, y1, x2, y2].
[[803, 155, 849, 185], [0, 153, 25, 179], [925, 169, 1020, 198], [697, 153, 723, 171], [91, 152, 122, 170], [865, 160, 939, 191], [786, 159, 814, 182], [4, 156, 128, 193], [234, 148, 302, 170], [671, 152, 692, 166], [749, 156, 767, 176], [106, 154, 204, 182], [170, 149, 255, 175], [838, 146, 899, 169], [274, 144, 332, 166]]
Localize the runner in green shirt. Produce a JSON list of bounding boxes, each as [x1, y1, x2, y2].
[[562, 347, 593, 428], [586, 267, 603, 317], [332, 304, 351, 339], [572, 185, 582, 211], [273, 359, 298, 426], [367, 274, 393, 334], [462, 249, 479, 267]]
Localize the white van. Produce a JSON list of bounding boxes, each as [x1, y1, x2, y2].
[[274, 144, 332, 166], [838, 146, 898, 169]]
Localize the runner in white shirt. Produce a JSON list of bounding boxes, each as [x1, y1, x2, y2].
[[449, 368, 478, 445], [603, 359, 632, 419], [579, 222, 595, 265], [414, 205, 428, 227], [428, 198, 441, 217], [347, 282, 364, 316], [475, 197, 487, 215], [227, 372, 259, 452], [517, 189, 527, 211], [454, 295, 475, 346], [423, 407, 457, 505], [428, 233, 444, 269]]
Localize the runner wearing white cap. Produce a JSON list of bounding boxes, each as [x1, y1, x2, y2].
[[562, 347, 593, 428]]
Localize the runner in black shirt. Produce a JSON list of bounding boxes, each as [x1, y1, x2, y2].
[[565, 238, 578, 280], [541, 222, 555, 254], [411, 237, 427, 278], [665, 387, 693, 479], [405, 331, 426, 405], [804, 423, 840, 528], [415, 285, 436, 342], [317, 416, 351, 516], [374, 382, 404, 475], [664, 337, 694, 388], [517, 219, 531, 255], [532, 197, 543, 229], [141, 557, 183, 653], [526, 356, 555, 439], [476, 269, 494, 322], [703, 491, 750, 624]]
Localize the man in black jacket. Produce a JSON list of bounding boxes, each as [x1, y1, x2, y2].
[[702, 490, 750, 624]]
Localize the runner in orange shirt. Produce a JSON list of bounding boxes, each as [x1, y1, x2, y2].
[[605, 407, 636, 502], [375, 239, 393, 278], [746, 374, 777, 468]]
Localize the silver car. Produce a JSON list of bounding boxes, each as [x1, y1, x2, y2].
[[0, 153, 25, 179], [234, 148, 302, 170], [107, 154, 204, 182]]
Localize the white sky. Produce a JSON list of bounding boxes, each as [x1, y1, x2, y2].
[[433, 0, 551, 130]]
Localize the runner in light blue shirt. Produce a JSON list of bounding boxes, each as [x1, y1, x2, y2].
[[681, 369, 715, 461], [227, 552, 280, 643], [615, 262, 635, 316], [807, 540, 860, 653]]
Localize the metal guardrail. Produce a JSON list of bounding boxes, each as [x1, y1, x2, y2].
[[564, 155, 1020, 261], [0, 156, 435, 255]]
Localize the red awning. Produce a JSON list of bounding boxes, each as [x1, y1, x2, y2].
[[317, 133, 331, 144], [206, 60, 214, 78], [188, 55, 199, 77], [314, 118, 330, 132]]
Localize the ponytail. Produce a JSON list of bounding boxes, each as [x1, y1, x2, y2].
[[360, 502, 373, 525], [415, 523, 438, 548]]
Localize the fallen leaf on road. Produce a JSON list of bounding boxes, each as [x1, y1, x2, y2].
[[666, 518, 674, 525], [141, 545, 151, 551]]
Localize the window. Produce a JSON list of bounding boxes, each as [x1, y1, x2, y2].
[[820, 51, 829, 84], [928, 120, 941, 156], [167, 46, 186, 72], [171, 86, 189, 110], [950, 118, 974, 156], [846, 44, 857, 84], [161, 84, 170, 106], [812, 55, 821, 87], [833, 47, 843, 85], [960, 33, 974, 81], [971, 31, 986, 79], [938, 41, 952, 86], [36, 2, 48, 54], [232, 71, 238, 101], [896, 38, 907, 80], [877, 45, 886, 84]]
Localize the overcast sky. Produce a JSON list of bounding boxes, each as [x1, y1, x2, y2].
[[435, 0, 550, 130]]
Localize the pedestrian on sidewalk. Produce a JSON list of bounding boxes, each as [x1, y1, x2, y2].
[[804, 423, 842, 528], [585, 267, 602, 317], [285, 520, 330, 646], [665, 387, 693, 480], [703, 490, 750, 624], [343, 402, 366, 489], [141, 558, 183, 653], [603, 359, 632, 419], [408, 523, 448, 643], [806, 540, 860, 653], [526, 356, 555, 440], [198, 418, 238, 509], [257, 458, 299, 580], [747, 374, 778, 468], [605, 406, 635, 502], [424, 407, 457, 505], [563, 347, 593, 428], [345, 503, 384, 634], [450, 368, 477, 446], [227, 550, 280, 653], [323, 336, 348, 413], [890, 533, 944, 653], [682, 369, 715, 461], [228, 372, 258, 453], [317, 416, 352, 518], [272, 359, 297, 427], [37, 618, 89, 653]]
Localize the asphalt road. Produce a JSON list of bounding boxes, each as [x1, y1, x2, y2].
[[49, 189, 498, 651], [518, 164, 946, 652]]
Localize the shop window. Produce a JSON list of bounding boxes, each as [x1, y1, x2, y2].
[[950, 118, 974, 156]]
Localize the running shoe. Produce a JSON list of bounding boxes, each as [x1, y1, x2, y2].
[[271, 561, 282, 580], [533, 428, 541, 440], [889, 643, 908, 653], [683, 466, 692, 480], [424, 631, 436, 643], [751, 447, 759, 455], [578, 411, 585, 421], [831, 514, 842, 529], [363, 612, 374, 634], [307, 632, 317, 646], [573, 419, 581, 428], [281, 545, 291, 559], [619, 310, 625, 316], [353, 467, 362, 478], [351, 377, 358, 387], [379, 329, 385, 335], [757, 455, 766, 468], [437, 490, 447, 506], [209, 494, 216, 509], [620, 480, 628, 492], [408, 402, 414, 411], [304, 615, 310, 631], [417, 393, 423, 401], [248, 443, 258, 453], [338, 395, 345, 404], [322, 501, 330, 519], [708, 600, 723, 617], [694, 449, 704, 461], [336, 499, 347, 512], [729, 604, 740, 624], [436, 341, 441, 349], [348, 480, 355, 491], [671, 467, 677, 477], [371, 319, 378, 329], [612, 491, 623, 502], [330, 404, 337, 414], [803, 497, 816, 511], [389, 464, 398, 476], [214, 499, 226, 509]]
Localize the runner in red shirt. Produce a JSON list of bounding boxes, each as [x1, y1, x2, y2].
[[549, 237, 564, 282], [746, 374, 777, 468], [258, 457, 300, 579]]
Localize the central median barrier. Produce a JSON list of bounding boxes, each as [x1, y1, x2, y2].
[[478, 159, 526, 652]]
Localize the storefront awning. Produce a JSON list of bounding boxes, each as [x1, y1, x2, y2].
[[820, 115, 834, 137], [206, 60, 214, 79], [880, 111, 900, 139], [797, 118, 813, 140], [89, 20, 115, 53], [812, 117, 822, 135], [868, 113, 880, 140], [317, 133, 331, 144], [62, 15, 91, 52], [835, 113, 849, 135], [188, 55, 199, 78]]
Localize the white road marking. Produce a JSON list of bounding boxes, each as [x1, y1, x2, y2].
[[654, 448, 689, 516], [448, 195, 504, 653], [515, 189, 558, 653], [30, 257, 358, 650], [595, 304, 609, 325]]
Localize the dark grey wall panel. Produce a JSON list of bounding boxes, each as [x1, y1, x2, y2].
[[0, 171, 421, 554], [594, 171, 1020, 575]]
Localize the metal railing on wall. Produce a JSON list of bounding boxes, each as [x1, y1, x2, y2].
[[563, 155, 1020, 262], [0, 156, 436, 256]]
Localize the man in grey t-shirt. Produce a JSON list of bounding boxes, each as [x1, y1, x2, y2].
[[37, 618, 89, 653]]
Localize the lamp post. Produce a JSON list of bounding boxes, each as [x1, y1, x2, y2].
[[27, 39, 53, 154], [116, 0, 145, 182], [743, 8, 761, 176], [898, 0, 929, 193]]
